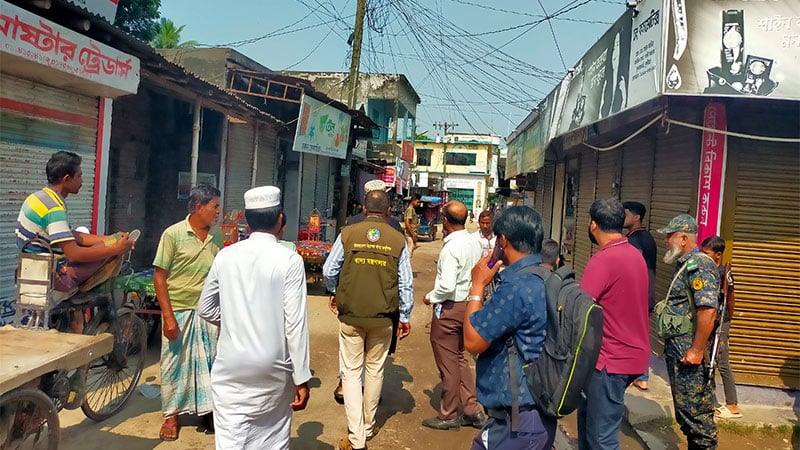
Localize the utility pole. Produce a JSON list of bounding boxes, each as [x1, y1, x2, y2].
[[432, 121, 457, 197], [335, 0, 367, 235]]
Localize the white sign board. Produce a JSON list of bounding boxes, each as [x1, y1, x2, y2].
[[292, 94, 352, 159], [0, 2, 139, 94]]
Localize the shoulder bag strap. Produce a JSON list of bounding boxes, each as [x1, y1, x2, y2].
[[505, 336, 520, 432]]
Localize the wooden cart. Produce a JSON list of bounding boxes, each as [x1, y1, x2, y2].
[[0, 327, 113, 449]]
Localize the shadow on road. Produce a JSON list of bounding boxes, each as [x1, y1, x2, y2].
[[376, 356, 415, 427], [290, 421, 335, 450]]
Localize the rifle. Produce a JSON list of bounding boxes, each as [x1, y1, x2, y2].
[[707, 262, 731, 387]]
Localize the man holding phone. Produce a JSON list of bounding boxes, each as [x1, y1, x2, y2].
[[422, 201, 485, 431]]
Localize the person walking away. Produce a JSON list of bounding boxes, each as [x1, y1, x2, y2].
[[198, 186, 311, 449], [701, 236, 742, 419], [578, 199, 650, 449], [657, 214, 720, 449], [404, 194, 421, 255], [422, 201, 486, 431], [153, 185, 223, 440], [15, 151, 134, 303], [623, 201, 657, 391], [464, 206, 556, 450], [323, 189, 414, 450], [476, 210, 496, 257]]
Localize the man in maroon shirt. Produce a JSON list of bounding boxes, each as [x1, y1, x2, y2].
[[577, 198, 650, 450]]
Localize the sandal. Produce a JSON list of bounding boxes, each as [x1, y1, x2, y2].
[[632, 380, 648, 391], [159, 417, 180, 441], [715, 405, 743, 419]]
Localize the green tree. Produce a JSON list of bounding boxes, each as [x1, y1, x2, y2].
[[114, 0, 161, 42], [150, 18, 200, 49]]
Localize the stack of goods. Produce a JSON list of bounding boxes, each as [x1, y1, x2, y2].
[[295, 240, 332, 264]]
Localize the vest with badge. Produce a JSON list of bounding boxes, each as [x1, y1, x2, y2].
[[655, 251, 720, 339], [337, 217, 406, 327]]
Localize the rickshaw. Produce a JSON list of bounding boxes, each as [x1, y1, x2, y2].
[[417, 196, 443, 241]]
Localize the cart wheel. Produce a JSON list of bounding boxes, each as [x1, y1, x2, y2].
[[81, 309, 146, 421], [0, 388, 59, 450]]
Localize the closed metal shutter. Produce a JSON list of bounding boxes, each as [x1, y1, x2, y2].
[[725, 143, 800, 388], [255, 124, 277, 187], [0, 73, 98, 316], [650, 126, 700, 301], [572, 151, 597, 277], [541, 163, 555, 238], [300, 153, 329, 221], [224, 122, 255, 213], [595, 150, 619, 200], [620, 133, 655, 214]]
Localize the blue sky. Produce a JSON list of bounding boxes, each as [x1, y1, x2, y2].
[[160, 0, 626, 137]]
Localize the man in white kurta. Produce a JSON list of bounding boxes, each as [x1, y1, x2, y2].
[[199, 186, 311, 450]]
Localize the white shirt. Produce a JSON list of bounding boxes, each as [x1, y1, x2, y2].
[[198, 232, 311, 414], [477, 231, 496, 257], [426, 229, 483, 304]]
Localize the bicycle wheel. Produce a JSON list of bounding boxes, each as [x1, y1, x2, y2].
[[81, 309, 146, 421], [0, 388, 59, 450]]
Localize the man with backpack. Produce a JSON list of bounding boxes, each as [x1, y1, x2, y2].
[[578, 199, 650, 449], [463, 206, 556, 450]]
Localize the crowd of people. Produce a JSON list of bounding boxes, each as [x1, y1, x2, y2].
[[14, 151, 741, 450]]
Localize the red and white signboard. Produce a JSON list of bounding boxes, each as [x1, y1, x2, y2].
[[400, 140, 413, 163], [0, 1, 139, 95], [696, 102, 727, 244], [382, 166, 396, 186]]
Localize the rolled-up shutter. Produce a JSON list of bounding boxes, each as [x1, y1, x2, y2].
[[0, 74, 98, 319], [224, 122, 255, 213], [650, 126, 701, 300], [725, 142, 800, 388], [572, 151, 597, 277]]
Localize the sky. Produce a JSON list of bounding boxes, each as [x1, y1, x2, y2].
[[160, 0, 627, 139]]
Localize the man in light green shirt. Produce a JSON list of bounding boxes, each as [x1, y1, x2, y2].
[[153, 185, 222, 441]]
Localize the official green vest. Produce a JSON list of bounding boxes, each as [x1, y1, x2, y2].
[[337, 217, 405, 327]]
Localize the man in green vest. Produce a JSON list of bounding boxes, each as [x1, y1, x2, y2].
[[323, 189, 414, 450]]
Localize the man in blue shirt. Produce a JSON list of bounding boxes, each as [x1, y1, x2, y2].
[[464, 206, 555, 450]]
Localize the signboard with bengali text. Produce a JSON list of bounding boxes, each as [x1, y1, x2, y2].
[[292, 94, 352, 159]]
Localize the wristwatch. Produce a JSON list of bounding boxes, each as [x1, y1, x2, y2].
[[467, 295, 483, 303]]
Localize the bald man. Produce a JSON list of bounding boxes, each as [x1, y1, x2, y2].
[[422, 201, 486, 430]]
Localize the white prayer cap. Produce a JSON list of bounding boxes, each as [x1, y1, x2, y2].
[[364, 179, 389, 192], [244, 186, 281, 210]]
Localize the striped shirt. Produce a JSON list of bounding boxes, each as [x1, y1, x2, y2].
[[153, 216, 223, 311], [15, 187, 74, 254]]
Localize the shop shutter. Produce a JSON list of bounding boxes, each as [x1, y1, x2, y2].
[[572, 151, 597, 277], [650, 126, 701, 301], [224, 122, 255, 214], [595, 149, 619, 200], [0, 73, 98, 316], [620, 133, 655, 211], [541, 163, 555, 238], [255, 124, 277, 187], [726, 143, 800, 388]]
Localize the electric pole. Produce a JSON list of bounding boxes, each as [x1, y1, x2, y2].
[[432, 121, 457, 196], [336, 0, 366, 235]]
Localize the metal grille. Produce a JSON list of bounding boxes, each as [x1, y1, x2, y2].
[[224, 122, 255, 213]]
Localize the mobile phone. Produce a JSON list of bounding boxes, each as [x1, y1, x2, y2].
[[488, 244, 504, 269]]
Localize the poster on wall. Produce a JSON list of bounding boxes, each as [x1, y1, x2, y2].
[[292, 94, 351, 159], [664, 0, 800, 99]]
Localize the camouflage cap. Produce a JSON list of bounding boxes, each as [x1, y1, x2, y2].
[[656, 214, 698, 234]]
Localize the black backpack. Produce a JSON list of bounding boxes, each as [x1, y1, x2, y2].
[[506, 265, 603, 425]]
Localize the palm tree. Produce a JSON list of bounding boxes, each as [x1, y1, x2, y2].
[[150, 18, 199, 49]]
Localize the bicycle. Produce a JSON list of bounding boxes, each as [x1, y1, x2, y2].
[[1, 235, 147, 449]]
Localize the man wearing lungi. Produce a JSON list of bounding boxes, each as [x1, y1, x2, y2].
[[153, 184, 223, 441]]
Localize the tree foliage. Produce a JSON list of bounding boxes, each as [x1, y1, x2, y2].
[[114, 0, 161, 42], [150, 18, 199, 49]]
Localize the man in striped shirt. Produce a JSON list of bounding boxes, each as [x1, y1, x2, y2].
[[15, 151, 134, 299]]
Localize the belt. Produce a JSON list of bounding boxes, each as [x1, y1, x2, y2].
[[487, 405, 536, 419]]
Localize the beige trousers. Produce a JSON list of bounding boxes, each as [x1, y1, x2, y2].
[[339, 321, 393, 448]]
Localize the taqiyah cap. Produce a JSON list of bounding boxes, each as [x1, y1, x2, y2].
[[244, 186, 280, 210], [657, 214, 698, 234], [364, 179, 390, 192]]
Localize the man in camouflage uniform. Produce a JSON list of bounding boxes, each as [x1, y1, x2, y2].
[[657, 214, 720, 449]]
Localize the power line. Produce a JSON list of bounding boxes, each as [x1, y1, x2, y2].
[[538, 0, 568, 72]]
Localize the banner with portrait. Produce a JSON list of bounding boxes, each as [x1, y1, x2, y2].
[[664, 0, 800, 99]]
